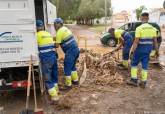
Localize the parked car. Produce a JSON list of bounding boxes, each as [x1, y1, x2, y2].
[[100, 22, 162, 47], [100, 32, 118, 47]]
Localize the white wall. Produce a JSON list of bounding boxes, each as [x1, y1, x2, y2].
[[149, 10, 165, 26]]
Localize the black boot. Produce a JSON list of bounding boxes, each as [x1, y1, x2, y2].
[[139, 81, 147, 89], [72, 81, 79, 85], [127, 78, 139, 87]]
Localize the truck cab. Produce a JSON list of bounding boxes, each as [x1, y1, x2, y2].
[[0, 0, 56, 91]]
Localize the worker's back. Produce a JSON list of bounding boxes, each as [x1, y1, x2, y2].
[[37, 30, 54, 47], [37, 30, 56, 60], [135, 23, 157, 54], [114, 29, 124, 39]]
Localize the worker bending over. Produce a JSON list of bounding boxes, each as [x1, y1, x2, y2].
[[54, 18, 80, 89], [109, 28, 133, 69]]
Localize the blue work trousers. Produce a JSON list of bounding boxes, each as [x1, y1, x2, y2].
[[40, 52, 58, 89], [64, 48, 79, 76], [122, 32, 133, 60], [131, 51, 150, 70], [61, 38, 80, 76]]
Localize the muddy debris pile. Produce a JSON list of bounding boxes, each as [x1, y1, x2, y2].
[[78, 49, 124, 86], [58, 49, 124, 86]]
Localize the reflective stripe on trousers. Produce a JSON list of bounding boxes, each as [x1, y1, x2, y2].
[[39, 48, 55, 53], [38, 44, 55, 53]]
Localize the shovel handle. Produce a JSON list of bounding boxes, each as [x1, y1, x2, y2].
[[38, 62, 44, 95], [85, 38, 87, 62], [32, 64, 38, 110], [26, 55, 32, 109]]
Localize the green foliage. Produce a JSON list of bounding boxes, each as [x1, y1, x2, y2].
[[77, 0, 111, 19], [135, 5, 147, 20], [50, 0, 112, 22], [50, 0, 81, 20]]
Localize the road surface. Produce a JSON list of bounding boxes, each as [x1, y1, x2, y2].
[[0, 25, 165, 114]]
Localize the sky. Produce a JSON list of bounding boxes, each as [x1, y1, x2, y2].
[[111, 0, 164, 13]]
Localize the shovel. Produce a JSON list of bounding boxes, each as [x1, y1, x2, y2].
[[19, 56, 34, 114], [79, 38, 87, 85], [31, 64, 44, 114]]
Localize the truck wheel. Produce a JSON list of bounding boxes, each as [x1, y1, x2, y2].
[[107, 39, 116, 47]]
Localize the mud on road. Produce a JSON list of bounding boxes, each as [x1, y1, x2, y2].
[[0, 25, 165, 114], [50, 50, 165, 114]]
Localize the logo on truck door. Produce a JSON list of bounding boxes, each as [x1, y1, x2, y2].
[[0, 32, 23, 43]]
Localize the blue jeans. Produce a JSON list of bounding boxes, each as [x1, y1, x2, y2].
[[40, 52, 58, 89]]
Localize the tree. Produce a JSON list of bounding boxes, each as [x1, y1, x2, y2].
[[76, 0, 112, 25], [50, 0, 112, 25], [50, 0, 81, 20], [135, 5, 147, 20]]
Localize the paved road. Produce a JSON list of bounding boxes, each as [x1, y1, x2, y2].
[[68, 24, 112, 54]]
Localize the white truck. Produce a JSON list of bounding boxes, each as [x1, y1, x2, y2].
[[0, 0, 57, 91]]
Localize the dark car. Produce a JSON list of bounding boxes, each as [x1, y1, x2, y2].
[[100, 32, 118, 47], [100, 22, 162, 47]]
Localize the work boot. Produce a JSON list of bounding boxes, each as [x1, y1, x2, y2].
[[71, 71, 79, 85], [54, 83, 59, 93], [127, 78, 139, 87], [48, 87, 59, 102], [64, 76, 72, 90], [51, 95, 59, 101], [139, 81, 147, 89], [72, 81, 79, 85]]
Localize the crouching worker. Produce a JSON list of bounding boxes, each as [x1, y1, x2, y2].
[[109, 28, 133, 69], [36, 20, 59, 101], [54, 18, 80, 90]]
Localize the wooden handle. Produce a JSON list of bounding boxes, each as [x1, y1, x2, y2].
[[38, 62, 44, 95], [32, 64, 38, 110], [84, 38, 87, 62], [26, 56, 32, 109], [77, 35, 80, 47]]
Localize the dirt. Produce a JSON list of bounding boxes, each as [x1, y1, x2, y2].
[[1, 25, 165, 114], [51, 49, 165, 114]]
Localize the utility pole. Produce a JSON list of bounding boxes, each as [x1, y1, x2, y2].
[[56, 0, 59, 16], [104, 0, 107, 31]]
